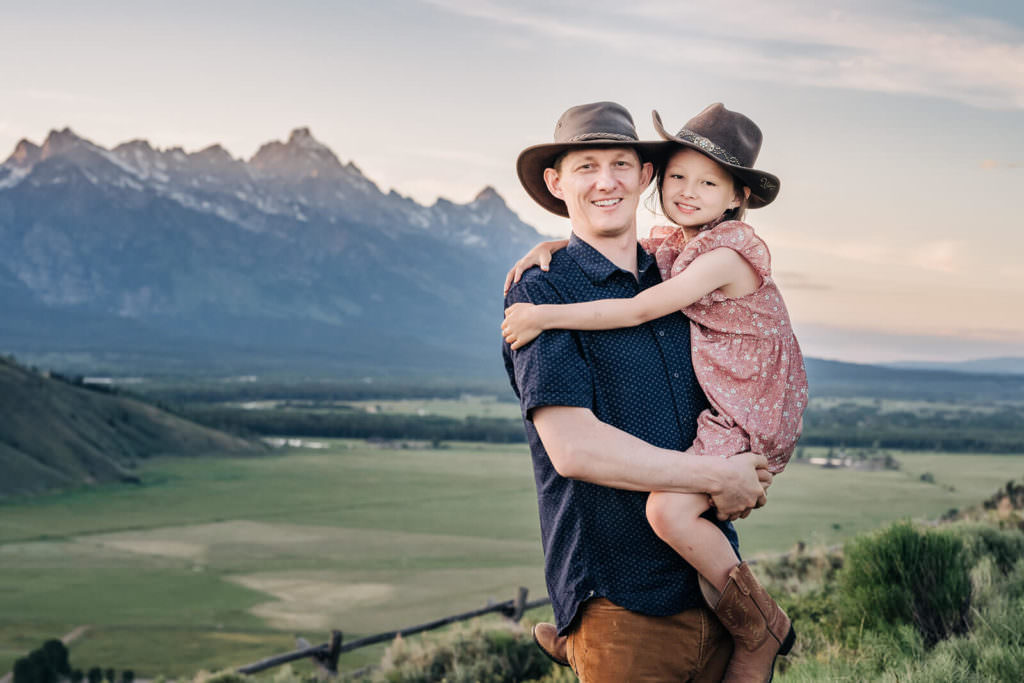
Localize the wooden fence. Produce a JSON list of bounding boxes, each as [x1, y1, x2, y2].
[[234, 544, 834, 677], [236, 587, 551, 677]]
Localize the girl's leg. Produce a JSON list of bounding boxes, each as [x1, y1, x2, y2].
[[645, 490, 737, 591], [646, 491, 795, 682]]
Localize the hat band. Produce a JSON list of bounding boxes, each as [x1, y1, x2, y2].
[[567, 132, 637, 143], [676, 129, 741, 165]]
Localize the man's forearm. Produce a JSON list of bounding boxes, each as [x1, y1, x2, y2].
[[532, 405, 769, 515], [535, 406, 723, 493]]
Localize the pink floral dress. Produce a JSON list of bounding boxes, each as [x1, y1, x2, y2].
[[640, 221, 808, 474]]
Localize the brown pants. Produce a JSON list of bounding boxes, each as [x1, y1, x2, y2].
[[566, 598, 732, 682]]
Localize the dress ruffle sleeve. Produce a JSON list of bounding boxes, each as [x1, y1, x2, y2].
[[678, 221, 771, 277], [667, 221, 772, 306]]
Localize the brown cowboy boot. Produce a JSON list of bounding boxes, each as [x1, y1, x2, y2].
[[532, 622, 569, 667], [701, 563, 795, 683]]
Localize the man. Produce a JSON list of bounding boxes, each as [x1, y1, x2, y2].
[[502, 102, 770, 682]]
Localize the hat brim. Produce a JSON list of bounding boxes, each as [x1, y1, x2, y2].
[[651, 113, 780, 209], [517, 140, 664, 218]]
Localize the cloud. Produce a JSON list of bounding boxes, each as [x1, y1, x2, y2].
[[18, 89, 82, 103], [945, 326, 1024, 343], [422, 0, 1024, 110], [907, 240, 961, 274], [980, 159, 1023, 169], [404, 146, 505, 168], [998, 265, 1024, 281], [773, 271, 832, 290], [769, 229, 966, 274]]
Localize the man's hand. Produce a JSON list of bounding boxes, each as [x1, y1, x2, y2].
[[725, 466, 772, 521], [709, 452, 771, 521]]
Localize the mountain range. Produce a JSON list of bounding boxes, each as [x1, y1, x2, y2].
[[2, 127, 1020, 382], [0, 127, 544, 376]]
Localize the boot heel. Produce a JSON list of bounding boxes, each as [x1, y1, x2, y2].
[[778, 625, 796, 655]]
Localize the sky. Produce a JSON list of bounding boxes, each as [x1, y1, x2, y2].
[[2, 0, 1022, 364]]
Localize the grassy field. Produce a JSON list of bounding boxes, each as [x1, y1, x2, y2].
[[1, 441, 1022, 678]]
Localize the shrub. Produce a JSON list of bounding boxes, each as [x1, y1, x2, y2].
[[374, 620, 552, 683], [950, 523, 1024, 575], [87, 667, 103, 683], [28, 651, 56, 683], [840, 521, 971, 646], [41, 640, 71, 676], [13, 658, 37, 683]]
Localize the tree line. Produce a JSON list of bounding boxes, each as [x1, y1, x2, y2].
[[183, 406, 526, 443], [181, 400, 1024, 453]]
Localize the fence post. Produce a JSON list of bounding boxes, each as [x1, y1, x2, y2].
[[511, 586, 529, 622], [324, 631, 342, 675]]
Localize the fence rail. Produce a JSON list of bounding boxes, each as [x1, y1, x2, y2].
[[236, 587, 551, 676]]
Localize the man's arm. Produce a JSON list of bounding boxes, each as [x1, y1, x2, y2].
[[533, 406, 770, 518]]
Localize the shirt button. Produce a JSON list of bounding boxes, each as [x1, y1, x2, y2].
[[658, 330, 665, 337], [673, 372, 680, 378]]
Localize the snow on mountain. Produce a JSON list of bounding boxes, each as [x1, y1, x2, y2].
[[2, 126, 529, 241]]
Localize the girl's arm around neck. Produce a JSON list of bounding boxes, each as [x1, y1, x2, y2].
[[544, 246, 749, 329], [501, 247, 758, 349]]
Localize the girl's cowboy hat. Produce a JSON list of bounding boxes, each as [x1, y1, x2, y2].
[[517, 101, 663, 217], [652, 103, 781, 208]]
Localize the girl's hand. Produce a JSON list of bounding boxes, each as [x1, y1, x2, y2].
[[502, 303, 546, 350], [503, 239, 570, 294]]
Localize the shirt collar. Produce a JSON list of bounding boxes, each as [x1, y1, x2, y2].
[[567, 232, 657, 285]]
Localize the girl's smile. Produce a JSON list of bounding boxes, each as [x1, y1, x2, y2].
[[661, 148, 742, 229]]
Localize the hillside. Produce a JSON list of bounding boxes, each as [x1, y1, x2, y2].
[[805, 357, 1024, 401], [0, 356, 264, 497]]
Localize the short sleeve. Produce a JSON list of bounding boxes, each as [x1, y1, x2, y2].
[[680, 221, 772, 280], [503, 278, 594, 421]]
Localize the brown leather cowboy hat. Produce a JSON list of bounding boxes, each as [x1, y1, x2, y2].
[[517, 102, 662, 217], [652, 103, 780, 208]]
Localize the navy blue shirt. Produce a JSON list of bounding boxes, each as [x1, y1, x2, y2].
[[502, 233, 739, 634]]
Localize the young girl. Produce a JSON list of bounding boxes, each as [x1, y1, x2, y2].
[[503, 104, 807, 683]]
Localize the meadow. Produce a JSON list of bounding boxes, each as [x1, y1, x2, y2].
[[2, 440, 1022, 678]]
